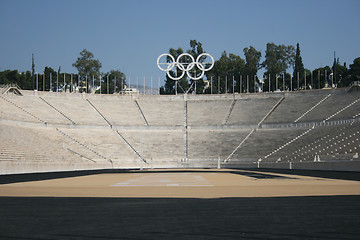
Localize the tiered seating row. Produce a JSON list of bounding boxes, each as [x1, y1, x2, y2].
[[287, 123, 360, 162], [261, 123, 360, 163], [1, 89, 358, 127]]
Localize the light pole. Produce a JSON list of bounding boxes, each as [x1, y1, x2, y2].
[[36, 73, 38, 91], [70, 74, 73, 93], [282, 73, 285, 91], [50, 72, 52, 92], [63, 73, 66, 92], [107, 75, 109, 94]]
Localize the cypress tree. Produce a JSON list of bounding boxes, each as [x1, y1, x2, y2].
[[293, 43, 305, 89], [32, 53, 35, 90]]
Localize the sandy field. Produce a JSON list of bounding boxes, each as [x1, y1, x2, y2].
[[1, 169, 359, 198]]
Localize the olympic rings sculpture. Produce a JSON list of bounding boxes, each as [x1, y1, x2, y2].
[[157, 53, 214, 80]]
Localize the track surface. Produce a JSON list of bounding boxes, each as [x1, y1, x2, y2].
[[0, 169, 359, 239]]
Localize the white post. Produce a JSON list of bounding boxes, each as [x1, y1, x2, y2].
[[297, 72, 299, 90], [100, 75, 102, 94], [175, 80, 178, 95], [218, 76, 220, 94], [143, 76, 145, 95], [276, 74, 278, 90], [64, 73, 66, 92], [240, 75, 242, 93], [283, 73, 285, 91], [254, 75, 256, 93], [233, 75, 235, 93], [36, 73, 38, 91], [325, 70, 327, 87], [158, 77, 160, 95], [85, 75, 88, 93], [140, 130, 143, 170], [107, 75, 109, 94], [225, 76, 228, 93], [247, 75, 249, 93], [217, 157, 221, 169], [71, 74, 73, 93]]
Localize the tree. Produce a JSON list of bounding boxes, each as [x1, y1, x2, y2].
[[161, 47, 187, 94], [99, 70, 126, 94], [349, 57, 360, 83], [207, 51, 245, 93], [332, 58, 349, 87], [161, 40, 211, 94], [44, 67, 57, 91], [72, 49, 102, 84], [313, 66, 331, 89], [262, 43, 295, 91], [293, 43, 305, 90], [31, 54, 35, 90], [188, 40, 206, 93], [243, 46, 261, 77]]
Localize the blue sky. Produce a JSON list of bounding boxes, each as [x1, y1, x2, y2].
[[0, 0, 359, 87]]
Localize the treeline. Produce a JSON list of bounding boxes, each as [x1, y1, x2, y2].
[[0, 68, 126, 94], [0, 49, 127, 94], [160, 40, 360, 94], [1, 46, 359, 95]]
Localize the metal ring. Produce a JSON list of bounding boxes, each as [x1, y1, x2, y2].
[[157, 52, 214, 81], [157, 53, 175, 72]]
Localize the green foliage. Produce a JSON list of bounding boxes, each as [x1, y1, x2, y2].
[[263, 43, 295, 91], [208, 51, 245, 93], [333, 59, 349, 87], [44, 67, 57, 91], [312, 66, 331, 89], [98, 70, 126, 94], [243, 46, 261, 77], [162, 47, 186, 94], [349, 57, 360, 83], [0, 70, 32, 90], [72, 49, 102, 81], [161, 40, 212, 94], [293, 43, 305, 90], [188, 40, 206, 94]]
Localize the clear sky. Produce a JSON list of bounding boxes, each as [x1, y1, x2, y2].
[[0, 0, 359, 87]]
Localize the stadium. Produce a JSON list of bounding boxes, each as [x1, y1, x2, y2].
[[0, 83, 360, 239], [0, 84, 359, 173]]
